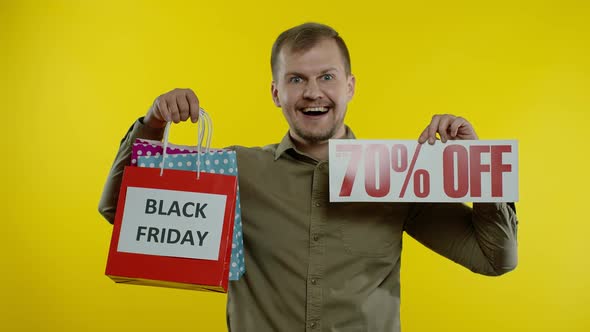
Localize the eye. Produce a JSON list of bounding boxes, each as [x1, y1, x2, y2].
[[289, 76, 303, 83], [321, 74, 334, 81]]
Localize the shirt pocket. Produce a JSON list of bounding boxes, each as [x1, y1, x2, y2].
[[330, 202, 407, 258]]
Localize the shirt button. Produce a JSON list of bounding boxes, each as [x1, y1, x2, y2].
[[312, 235, 319, 241], [315, 202, 321, 207], [311, 278, 317, 285], [310, 322, 317, 328]]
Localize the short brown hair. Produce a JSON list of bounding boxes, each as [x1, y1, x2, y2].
[[271, 22, 351, 80]]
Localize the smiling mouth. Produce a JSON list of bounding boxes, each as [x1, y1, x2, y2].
[[300, 106, 330, 116]]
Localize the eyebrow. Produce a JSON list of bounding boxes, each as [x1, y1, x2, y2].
[[283, 67, 339, 78]]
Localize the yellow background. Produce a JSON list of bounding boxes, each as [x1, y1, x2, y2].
[[2, 0, 588, 331]]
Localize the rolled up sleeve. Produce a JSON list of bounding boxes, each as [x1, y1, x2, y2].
[[98, 118, 165, 223], [403, 202, 518, 276]]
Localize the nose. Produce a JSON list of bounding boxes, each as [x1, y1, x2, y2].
[[303, 80, 323, 100]]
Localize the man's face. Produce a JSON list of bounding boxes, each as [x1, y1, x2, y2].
[[272, 38, 355, 144]]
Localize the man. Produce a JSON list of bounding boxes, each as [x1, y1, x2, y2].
[[99, 23, 518, 332]]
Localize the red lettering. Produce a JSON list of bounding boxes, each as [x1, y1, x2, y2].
[[391, 144, 407, 172], [469, 146, 491, 197], [491, 145, 512, 197], [365, 144, 390, 197], [336, 144, 362, 197], [413, 169, 430, 198], [443, 145, 469, 198]]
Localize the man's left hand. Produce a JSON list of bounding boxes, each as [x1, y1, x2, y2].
[[418, 114, 478, 144]]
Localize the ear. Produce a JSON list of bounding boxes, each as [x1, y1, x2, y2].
[[271, 81, 281, 107], [347, 74, 356, 101]]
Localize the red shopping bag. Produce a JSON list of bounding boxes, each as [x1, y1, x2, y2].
[[105, 165, 238, 292]]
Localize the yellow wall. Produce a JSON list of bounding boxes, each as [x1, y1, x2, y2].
[[2, 0, 588, 331]]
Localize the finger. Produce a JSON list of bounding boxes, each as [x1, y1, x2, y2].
[[449, 117, 464, 138], [418, 125, 430, 144], [427, 115, 441, 145], [167, 97, 181, 123], [437, 115, 453, 143], [176, 93, 190, 122], [155, 97, 171, 122], [450, 116, 478, 139], [186, 89, 200, 123]]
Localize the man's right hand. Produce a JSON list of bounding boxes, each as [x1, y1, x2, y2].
[[144, 88, 200, 128]]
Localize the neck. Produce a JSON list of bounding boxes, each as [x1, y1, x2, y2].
[[290, 127, 346, 161], [291, 138, 330, 161]]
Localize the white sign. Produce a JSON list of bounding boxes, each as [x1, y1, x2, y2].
[[329, 140, 518, 202], [118, 187, 227, 260]]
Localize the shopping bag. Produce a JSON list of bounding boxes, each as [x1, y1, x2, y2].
[[130, 138, 201, 166], [131, 125, 245, 280], [137, 150, 245, 281], [106, 110, 239, 292]]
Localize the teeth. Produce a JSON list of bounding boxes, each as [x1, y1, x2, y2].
[[302, 107, 329, 113]]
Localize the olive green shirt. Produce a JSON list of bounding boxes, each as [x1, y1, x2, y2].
[[99, 119, 518, 332]]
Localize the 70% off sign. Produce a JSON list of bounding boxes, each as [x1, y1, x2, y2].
[[329, 140, 518, 202]]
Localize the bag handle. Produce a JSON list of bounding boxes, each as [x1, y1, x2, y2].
[[160, 108, 212, 179]]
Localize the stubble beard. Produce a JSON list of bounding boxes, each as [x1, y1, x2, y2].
[[292, 120, 341, 144], [287, 103, 346, 144]]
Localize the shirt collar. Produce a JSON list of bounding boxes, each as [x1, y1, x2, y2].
[[274, 125, 356, 161]]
